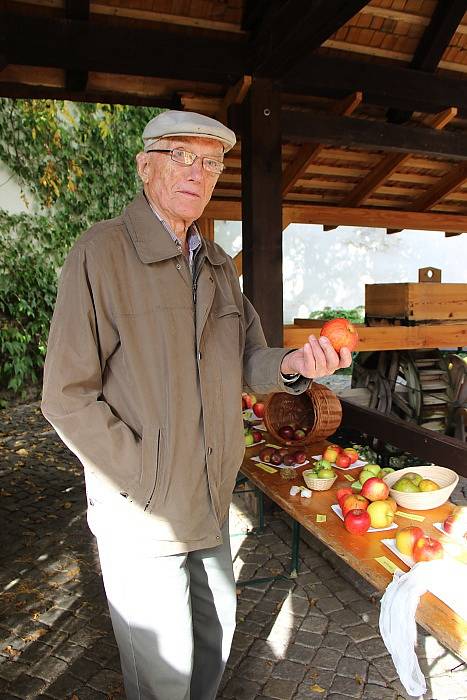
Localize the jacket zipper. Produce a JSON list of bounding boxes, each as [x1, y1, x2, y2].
[[144, 429, 161, 512]]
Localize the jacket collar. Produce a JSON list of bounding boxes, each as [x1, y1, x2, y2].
[[123, 192, 226, 266]]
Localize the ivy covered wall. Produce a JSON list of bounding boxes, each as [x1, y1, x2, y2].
[[0, 99, 160, 393]]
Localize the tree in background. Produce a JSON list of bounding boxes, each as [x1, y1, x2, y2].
[[0, 99, 159, 394]]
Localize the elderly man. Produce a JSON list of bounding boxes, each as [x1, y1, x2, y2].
[[42, 111, 351, 700]]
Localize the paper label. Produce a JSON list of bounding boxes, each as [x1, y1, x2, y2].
[[266, 443, 282, 449], [375, 556, 403, 574], [343, 474, 354, 482], [395, 511, 425, 522], [255, 463, 278, 474], [316, 514, 327, 523]]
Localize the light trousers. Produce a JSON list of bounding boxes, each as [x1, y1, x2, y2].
[[96, 522, 237, 700]]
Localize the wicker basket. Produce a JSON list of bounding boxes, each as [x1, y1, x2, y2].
[[383, 465, 459, 510], [302, 469, 338, 491], [263, 382, 342, 446]]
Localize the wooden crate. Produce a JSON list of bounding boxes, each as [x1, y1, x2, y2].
[[365, 283, 467, 322]]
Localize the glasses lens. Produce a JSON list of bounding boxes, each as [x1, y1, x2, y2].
[[203, 158, 224, 174], [172, 148, 196, 166]]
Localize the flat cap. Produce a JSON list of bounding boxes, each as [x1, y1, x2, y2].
[[143, 110, 236, 152]]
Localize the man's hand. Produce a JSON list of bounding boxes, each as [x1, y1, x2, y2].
[[280, 335, 352, 379]]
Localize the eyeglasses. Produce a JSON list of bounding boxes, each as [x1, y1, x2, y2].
[[147, 147, 225, 175]]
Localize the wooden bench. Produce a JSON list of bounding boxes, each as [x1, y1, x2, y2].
[[240, 420, 467, 663]]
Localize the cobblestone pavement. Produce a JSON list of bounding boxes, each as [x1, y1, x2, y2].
[[1, 402, 466, 700]]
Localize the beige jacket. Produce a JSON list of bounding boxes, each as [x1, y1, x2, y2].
[[41, 193, 309, 554]]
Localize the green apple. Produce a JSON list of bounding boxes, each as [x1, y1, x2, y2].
[[404, 472, 423, 487], [365, 464, 381, 476], [351, 480, 362, 491], [317, 467, 335, 479], [359, 469, 376, 485], [314, 459, 332, 470], [244, 433, 254, 447], [380, 467, 395, 475], [393, 477, 420, 493]]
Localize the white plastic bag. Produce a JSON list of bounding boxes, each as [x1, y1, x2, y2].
[[379, 559, 467, 698]]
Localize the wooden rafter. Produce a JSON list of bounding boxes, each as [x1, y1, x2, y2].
[[253, 0, 370, 78], [343, 108, 458, 207], [282, 91, 362, 197], [216, 76, 252, 125], [287, 54, 467, 116], [410, 163, 467, 212], [387, 0, 467, 123]]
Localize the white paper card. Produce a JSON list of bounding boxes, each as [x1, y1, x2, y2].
[[331, 504, 397, 532]]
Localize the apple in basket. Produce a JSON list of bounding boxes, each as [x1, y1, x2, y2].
[[278, 425, 295, 441], [320, 317, 359, 352]]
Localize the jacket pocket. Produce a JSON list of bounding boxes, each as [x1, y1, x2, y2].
[[142, 428, 162, 512], [216, 304, 241, 319]]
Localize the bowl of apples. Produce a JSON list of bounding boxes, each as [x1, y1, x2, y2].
[[302, 461, 337, 491], [383, 465, 459, 510]]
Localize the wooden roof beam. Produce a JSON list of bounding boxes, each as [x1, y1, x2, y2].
[[65, 0, 89, 92], [252, 0, 370, 78], [282, 91, 362, 197], [287, 54, 467, 117], [4, 13, 249, 84], [279, 110, 467, 160], [387, 0, 467, 124], [204, 200, 467, 234], [342, 107, 458, 207]]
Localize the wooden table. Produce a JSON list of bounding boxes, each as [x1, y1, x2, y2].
[[240, 437, 467, 663]]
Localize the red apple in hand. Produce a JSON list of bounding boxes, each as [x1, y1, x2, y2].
[[320, 317, 359, 352], [344, 509, 371, 535], [412, 536, 444, 562]]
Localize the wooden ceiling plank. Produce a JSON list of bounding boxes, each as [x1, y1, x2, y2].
[[387, 0, 467, 123], [282, 91, 362, 196], [342, 106, 458, 207], [253, 0, 371, 78]]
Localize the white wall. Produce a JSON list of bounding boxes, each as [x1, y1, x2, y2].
[[0, 162, 35, 214], [214, 221, 467, 323]]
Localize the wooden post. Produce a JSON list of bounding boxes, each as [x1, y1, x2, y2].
[[241, 78, 283, 346], [197, 217, 215, 240]]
